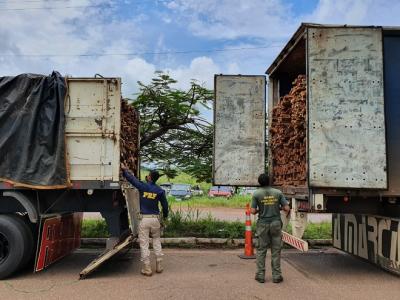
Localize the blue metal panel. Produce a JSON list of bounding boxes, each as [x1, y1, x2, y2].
[[383, 35, 400, 195]]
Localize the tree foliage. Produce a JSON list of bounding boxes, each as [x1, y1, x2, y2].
[[132, 72, 214, 182]]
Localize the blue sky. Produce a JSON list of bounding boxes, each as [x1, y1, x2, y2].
[[0, 0, 399, 97]]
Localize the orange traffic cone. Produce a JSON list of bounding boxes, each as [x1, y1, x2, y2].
[[238, 203, 256, 259]]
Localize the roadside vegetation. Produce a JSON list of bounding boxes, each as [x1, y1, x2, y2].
[[168, 195, 250, 209], [122, 170, 333, 241], [82, 219, 110, 238], [82, 209, 332, 240]]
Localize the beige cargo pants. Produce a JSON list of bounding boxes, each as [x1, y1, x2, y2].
[[138, 216, 163, 264]]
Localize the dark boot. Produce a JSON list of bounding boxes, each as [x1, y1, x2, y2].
[[255, 274, 265, 283], [272, 276, 283, 283]]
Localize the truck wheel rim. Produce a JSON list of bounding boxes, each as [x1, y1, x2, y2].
[[0, 233, 10, 264]]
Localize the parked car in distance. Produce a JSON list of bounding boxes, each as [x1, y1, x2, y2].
[[191, 185, 204, 196], [169, 184, 192, 200], [159, 183, 172, 195], [240, 187, 257, 196], [208, 186, 233, 198]]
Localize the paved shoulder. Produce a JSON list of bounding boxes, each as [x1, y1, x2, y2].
[[1, 248, 398, 300]]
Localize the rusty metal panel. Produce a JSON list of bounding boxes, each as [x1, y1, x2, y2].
[[308, 27, 387, 189], [65, 78, 121, 182], [121, 183, 140, 237], [213, 75, 266, 186]]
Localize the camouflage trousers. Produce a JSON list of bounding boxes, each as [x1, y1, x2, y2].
[[138, 216, 163, 264], [255, 220, 283, 280]]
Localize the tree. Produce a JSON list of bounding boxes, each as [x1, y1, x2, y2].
[[132, 72, 214, 182]]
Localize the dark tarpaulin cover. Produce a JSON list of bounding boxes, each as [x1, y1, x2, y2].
[[0, 72, 69, 189]]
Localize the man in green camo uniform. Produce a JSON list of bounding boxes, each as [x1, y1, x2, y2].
[[251, 173, 290, 284]]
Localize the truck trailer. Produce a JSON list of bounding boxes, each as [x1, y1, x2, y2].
[[0, 73, 140, 278], [213, 24, 400, 275]]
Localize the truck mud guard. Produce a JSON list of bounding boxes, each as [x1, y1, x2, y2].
[[35, 213, 83, 272], [2, 191, 38, 223], [333, 214, 400, 276]]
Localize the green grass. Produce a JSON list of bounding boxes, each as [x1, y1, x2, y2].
[[302, 222, 332, 240], [82, 219, 110, 238], [168, 195, 251, 209], [165, 208, 244, 239], [81, 212, 332, 240]]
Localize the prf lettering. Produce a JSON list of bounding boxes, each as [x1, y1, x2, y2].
[[261, 196, 277, 205], [143, 192, 157, 200]]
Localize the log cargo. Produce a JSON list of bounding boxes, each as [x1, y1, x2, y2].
[[270, 75, 307, 186], [120, 99, 140, 177]]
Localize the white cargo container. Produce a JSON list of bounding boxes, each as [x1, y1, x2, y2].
[[65, 78, 121, 186]]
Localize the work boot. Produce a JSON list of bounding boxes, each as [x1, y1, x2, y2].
[[156, 259, 164, 273], [141, 263, 152, 276], [255, 274, 265, 283], [272, 276, 283, 283]]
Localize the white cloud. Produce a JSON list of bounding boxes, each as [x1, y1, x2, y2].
[[305, 0, 400, 25], [0, 1, 144, 86], [164, 0, 296, 40], [226, 62, 240, 74], [164, 0, 400, 44], [1, 0, 400, 100], [0, 1, 220, 96], [167, 56, 220, 90]]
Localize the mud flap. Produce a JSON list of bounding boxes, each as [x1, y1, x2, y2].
[[35, 212, 83, 272], [333, 214, 400, 276], [79, 183, 140, 279]]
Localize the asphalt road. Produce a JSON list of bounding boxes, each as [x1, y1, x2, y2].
[[1, 248, 398, 300]]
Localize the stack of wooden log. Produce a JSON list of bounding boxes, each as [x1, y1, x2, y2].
[[120, 99, 139, 177], [270, 75, 307, 186]]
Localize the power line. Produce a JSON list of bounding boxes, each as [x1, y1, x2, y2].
[[0, 45, 284, 58], [0, 4, 106, 11], [0, 0, 76, 3], [0, 0, 159, 3], [0, 0, 164, 11]]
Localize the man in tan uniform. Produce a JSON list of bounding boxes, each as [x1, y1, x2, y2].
[[123, 168, 169, 276]]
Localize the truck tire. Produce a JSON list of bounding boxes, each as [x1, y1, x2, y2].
[[0, 215, 33, 279], [13, 216, 35, 269]]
